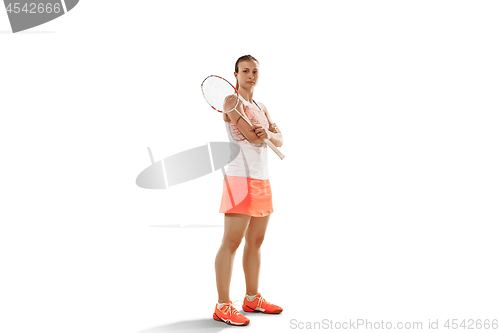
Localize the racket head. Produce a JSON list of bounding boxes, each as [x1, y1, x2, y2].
[[201, 75, 240, 113]]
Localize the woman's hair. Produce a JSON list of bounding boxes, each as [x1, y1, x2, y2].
[[235, 55, 258, 90]]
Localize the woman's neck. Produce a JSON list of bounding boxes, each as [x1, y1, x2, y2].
[[238, 87, 254, 103]]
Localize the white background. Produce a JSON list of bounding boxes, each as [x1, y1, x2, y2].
[[1, 1, 499, 332]]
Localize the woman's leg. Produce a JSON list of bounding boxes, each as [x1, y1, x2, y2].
[[215, 213, 251, 303], [242, 214, 270, 296]]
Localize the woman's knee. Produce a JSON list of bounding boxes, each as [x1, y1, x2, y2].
[[222, 237, 244, 253], [246, 234, 265, 249]]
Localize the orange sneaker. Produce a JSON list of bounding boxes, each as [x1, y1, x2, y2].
[[242, 293, 283, 314], [213, 300, 250, 326]]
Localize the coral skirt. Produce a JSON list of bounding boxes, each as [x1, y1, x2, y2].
[[219, 175, 273, 217]]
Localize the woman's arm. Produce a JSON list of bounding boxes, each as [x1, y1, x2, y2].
[[269, 131, 284, 148], [224, 96, 261, 143], [256, 102, 283, 147], [249, 126, 283, 147]]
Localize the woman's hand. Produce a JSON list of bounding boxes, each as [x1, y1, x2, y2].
[[249, 125, 271, 140], [269, 123, 281, 133]]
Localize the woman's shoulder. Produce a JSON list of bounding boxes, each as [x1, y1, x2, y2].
[[253, 100, 266, 109], [254, 101, 269, 117]]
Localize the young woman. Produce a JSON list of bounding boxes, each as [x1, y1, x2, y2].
[[212, 55, 284, 326]]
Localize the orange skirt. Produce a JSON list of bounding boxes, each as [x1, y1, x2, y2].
[[219, 175, 273, 217]]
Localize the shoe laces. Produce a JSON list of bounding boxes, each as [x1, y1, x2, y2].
[[256, 295, 265, 308], [254, 294, 276, 309], [222, 300, 243, 316]]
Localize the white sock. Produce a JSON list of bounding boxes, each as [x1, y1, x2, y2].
[[245, 293, 259, 301], [217, 301, 228, 309]]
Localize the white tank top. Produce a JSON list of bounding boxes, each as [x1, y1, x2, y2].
[[224, 99, 269, 180]]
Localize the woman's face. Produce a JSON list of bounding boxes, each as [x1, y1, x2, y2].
[[235, 60, 259, 90]]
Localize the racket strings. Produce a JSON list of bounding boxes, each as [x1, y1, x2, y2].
[[202, 76, 239, 112]]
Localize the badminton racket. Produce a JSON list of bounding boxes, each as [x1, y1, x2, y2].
[[201, 75, 285, 160]]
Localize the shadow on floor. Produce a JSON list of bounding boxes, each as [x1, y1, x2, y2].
[[138, 318, 239, 333], [149, 224, 223, 228], [0, 31, 56, 34]]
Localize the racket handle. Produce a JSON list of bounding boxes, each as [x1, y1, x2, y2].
[[263, 138, 285, 160]]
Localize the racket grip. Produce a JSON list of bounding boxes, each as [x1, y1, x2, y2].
[[263, 138, 285, 160]]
